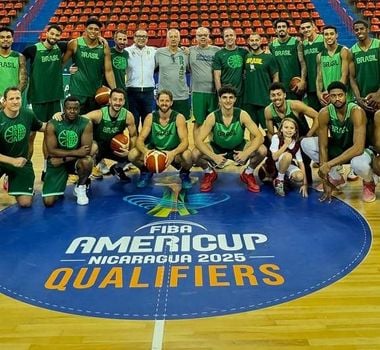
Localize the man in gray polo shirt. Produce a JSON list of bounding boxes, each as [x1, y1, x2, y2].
[[189, 27, 220, 132], [155, 29, 190, 119]]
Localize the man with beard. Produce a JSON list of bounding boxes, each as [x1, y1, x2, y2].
[[349, 20, 380, 117], [299, 19, 325, 111], [62, 17, 116, 114], [0, 27, 27, 101], [243, 33, 278, 130], [189, 27, 220, 133], [128, 90, 192, 188], [269, 20, 306, 100], [193, 85, 267, 193], [301, 81, 372, 202], [42, 96, 94, 207], [213, 28, 247, 107], [23, 25, 66, 176]]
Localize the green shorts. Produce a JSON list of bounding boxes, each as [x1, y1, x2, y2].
[[304, 92, 322, 112], [192, 92, 218, 125], [0, 161, 35, 196], [172, 98, 191, 120], [32, 101, 62, 122], [77, 95, 98, 114], [243, 103, 266, 129], [42, 160, 77, 197]]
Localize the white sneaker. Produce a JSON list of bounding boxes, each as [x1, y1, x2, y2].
[[347, 168, 359, 181], [73, 185, 89, 205]]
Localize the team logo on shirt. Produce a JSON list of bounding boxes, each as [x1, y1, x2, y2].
[[58, 130, 79, 149], [4, 124, 26, 143], [113, 56, 127, 70], [227, 54, 243, 68]]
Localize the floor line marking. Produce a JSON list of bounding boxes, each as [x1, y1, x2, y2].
[[151, 319, 165, 350]]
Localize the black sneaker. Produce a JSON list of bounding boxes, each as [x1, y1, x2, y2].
[[110, 164, 131, 183]]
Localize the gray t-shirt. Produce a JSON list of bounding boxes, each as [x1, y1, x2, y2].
[[155, 47, 189, 100], [189, 45, 220, 93]]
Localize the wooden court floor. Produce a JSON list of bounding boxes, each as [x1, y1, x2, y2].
[[1, 132, 380, 350]]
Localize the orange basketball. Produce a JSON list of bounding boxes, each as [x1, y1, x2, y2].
[[95, 86, 111, 105], [145, 150, 167, 173], [110, 133, 129, 152], [289, 76, 301, 91]]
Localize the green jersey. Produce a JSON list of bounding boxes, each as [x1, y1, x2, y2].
[[50, 116, 89, 150], [94, 106, 127, 145], [110, 47, 128, 90], [351, 38, 380, 97], [26, 42, 64, 103], [213, 47, 247, 96], [0, 51, 20, 97], [211, 108, 245, 149], [320, 45, 344, 90], [269, 37, 300, 92], [243, 52, 278, 106], [0, 108, 42, 158], [303, 34, 325, 93], [269, 100, 310, 137], [147, 110, 180, 151], [70, 37, 105, 97], [328, 102, 356, 151]]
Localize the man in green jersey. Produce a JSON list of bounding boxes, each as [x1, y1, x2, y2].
[[62, 17, 116, 114], [299, 19, 325, 111], [193, 85, 267, 193], [86, 88, 136, 182], [349, 20, 380, 117], [0, 87, 45, 208], [243, 33, 279, 130], [269, 20, 307, 100], [213, 28, 247, 107], [42, 96, 94, 207], [301, 81, 372, 202], [0, 27, 27, 100], [23, 24, 66, 178], [129, 89, 193, 189], [316, 25, 351, 107]]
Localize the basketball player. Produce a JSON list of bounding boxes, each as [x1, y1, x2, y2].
[[189, 27, 220, 133], [193, 85, 267, 192], [243, 33, 279, 130], [42, 96, 94, 207], [155, 29, 190, 119], [62, 17, 116, 114], [269, 20, 306, 100], [0, 87, 45, 208], [350, 20, 379, 117], [0, 27, 27, 100], [301, 81, 373, 202], [299, 19, 325, 111], [213, 28, 247, 106], [128, 90, 193, 188], [23, 24, 66, 179]]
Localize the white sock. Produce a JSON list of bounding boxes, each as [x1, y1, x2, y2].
[[329, 166, 342, 180], [244, 166, 253, 174], [43, 159, 47, 172], [205, 167, 214, 174], [277, 173, 285, 181]]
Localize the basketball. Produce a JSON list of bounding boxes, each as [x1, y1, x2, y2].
[[95, 86, 111, 105], [289, 76, 301, 91], [144, 150, 167, 173], [322, 92, 330, 104], [110, 133, 129, 152]]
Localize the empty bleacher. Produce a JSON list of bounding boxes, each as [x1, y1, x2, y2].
[[0, 0, 28, 26], [351, 0, 380, 35]]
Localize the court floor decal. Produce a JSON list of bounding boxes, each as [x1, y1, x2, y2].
[[0, 172, 371, 320]]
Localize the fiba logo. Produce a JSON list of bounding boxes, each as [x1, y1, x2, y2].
[[4, 124, 26, 143], [58, 130, 79, 149]]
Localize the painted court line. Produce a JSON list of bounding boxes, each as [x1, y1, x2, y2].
[[151, 319, 165, 350]]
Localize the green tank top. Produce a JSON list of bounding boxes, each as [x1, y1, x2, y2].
[[27, 42, 63, 103], [351, 39, 380, 97], [110, 47, 128, 90], [320, 45, 344, 90], [0, 51, 20, 96], [269, 37, 301, 92], [70, 37, 105, 97], [148, 110, 180, 151], [50, 116, 89, 150], [94, 106, 127, 145], [303, 34, 325, 93], [212, 108, 245, 149], [269, 100, 310, 137], [0, 108, 42, 158], [328, 102, 356, 150]]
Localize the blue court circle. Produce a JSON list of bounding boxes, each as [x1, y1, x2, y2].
[[0, 173, 372, 320]]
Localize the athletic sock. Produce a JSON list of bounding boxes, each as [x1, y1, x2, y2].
[[244, 166, 253, 175], [277, 173, 285, 181]]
